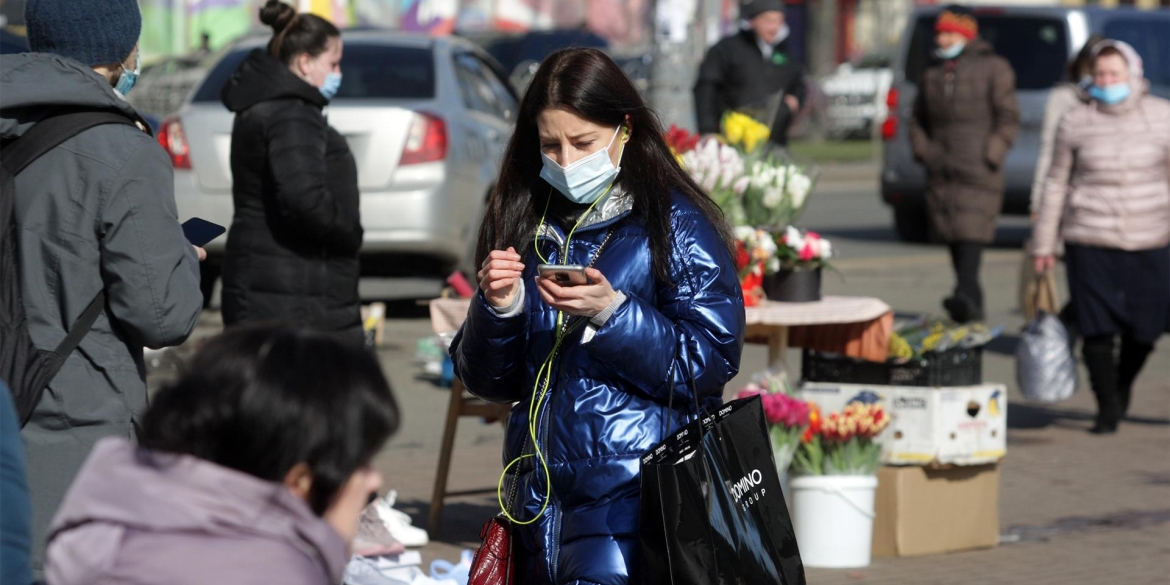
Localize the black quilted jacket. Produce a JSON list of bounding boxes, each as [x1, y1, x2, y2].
[[220, 49, 362, 344]]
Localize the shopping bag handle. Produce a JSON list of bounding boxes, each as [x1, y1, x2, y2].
[[1031, 269, 1060, 317], [664, 337, 706, 437]]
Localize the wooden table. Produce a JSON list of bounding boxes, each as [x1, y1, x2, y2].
[[744, 296, 891, 369], [424, 295, 890, 535]]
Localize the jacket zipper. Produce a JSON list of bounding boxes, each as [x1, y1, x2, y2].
[[536, 233, 567, 584], [535, 315, 570, 584]]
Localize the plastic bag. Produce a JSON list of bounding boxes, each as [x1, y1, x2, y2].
[[1016, 313, 1078, 402], [430, 550, 473, 585]]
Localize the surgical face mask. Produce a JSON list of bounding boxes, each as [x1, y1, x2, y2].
[[935, 41, 965, 60], [310, 58, 342, 100], [114, 54, 140, 97], [539, 126, 626, 205], [1088, 82, 1130, 105], [319, 72, 342, 100]]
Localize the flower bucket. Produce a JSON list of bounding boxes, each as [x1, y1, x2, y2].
[[763, 267, 822, 303], [789, 474, 877, 568]]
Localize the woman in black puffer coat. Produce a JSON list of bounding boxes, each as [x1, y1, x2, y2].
[[220, 0, 362, 346]]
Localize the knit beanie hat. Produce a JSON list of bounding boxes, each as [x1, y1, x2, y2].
[[936, 5, 978, 41], [741, 0, 785, 21], [26, 0, 142, 66]]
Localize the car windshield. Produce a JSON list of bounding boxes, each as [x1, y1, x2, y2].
[[193, 43, 436, 103], [905, 14, 1068, 91]]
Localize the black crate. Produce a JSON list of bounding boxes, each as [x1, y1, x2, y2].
[[802, 347, 983, 387], [800, 350, 890, 385]]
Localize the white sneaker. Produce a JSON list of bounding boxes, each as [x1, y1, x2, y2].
[[373, 490, 429, 547]]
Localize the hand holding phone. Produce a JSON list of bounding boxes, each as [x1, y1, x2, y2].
[[536, 264, 590, 287], [536, 265, 617, 318]]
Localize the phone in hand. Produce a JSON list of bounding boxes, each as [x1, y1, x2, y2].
[[181, 217, 226, 247], [537, 264, 590, 286]]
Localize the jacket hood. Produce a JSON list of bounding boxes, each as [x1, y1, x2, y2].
[[45, 438, 348, 585], [0, 52, 142, 140], [222, 49, 328, 113], [1080, 40, 1149, 109]]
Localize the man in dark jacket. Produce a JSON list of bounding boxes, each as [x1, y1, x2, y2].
[[694, 0, 806, 146], [0, 0, 204, 572], [909, 5, 1019, 323]]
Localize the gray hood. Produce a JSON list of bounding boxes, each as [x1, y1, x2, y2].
[[45, 438, 348, 585], [0, 52, 144, 140]]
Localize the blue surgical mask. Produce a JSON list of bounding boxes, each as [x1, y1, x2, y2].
[[319, 72, 342, 100], [114, 54, 140, 97], [540, 126, 626, 205], [1088, 82, 1130, 105], [935, 41, 965, 60]]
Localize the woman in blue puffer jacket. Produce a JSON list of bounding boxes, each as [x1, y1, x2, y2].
[[450, 48, 745, 584]]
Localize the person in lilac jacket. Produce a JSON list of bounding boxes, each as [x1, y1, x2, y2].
[[43, 326, 399, 584]]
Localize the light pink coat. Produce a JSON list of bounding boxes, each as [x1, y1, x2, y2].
[[44, 438, 348, 585], [1033, 41, 1170, 256]]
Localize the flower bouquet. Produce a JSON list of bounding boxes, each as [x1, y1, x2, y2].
[[736, 369, 809, 475], [665, 120, 823, 304], [734, 226, 834, 304], [666, 121, 818, 230], [792, 401, 890, 476]]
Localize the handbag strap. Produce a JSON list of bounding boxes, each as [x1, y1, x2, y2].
[[664, 340, 706, 437]]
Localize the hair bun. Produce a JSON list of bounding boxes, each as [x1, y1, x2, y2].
[[260, 0, 297, 33]]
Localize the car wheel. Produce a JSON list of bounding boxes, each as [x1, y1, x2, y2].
[[893, 204, 930, 243]]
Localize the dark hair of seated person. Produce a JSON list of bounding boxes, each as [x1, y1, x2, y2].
[[138, 324, 399, 515]]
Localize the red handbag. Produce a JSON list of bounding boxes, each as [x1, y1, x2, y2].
[[468, 514, 514, 585]]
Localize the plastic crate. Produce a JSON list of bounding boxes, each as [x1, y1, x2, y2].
[[802, 347, 983, 387], [801, 350, 889, 385]]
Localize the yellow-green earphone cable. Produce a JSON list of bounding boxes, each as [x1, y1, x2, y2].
[[504, 129, 626, 523]]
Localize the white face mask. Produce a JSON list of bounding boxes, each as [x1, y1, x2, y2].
[[539, 126, 625, 205]]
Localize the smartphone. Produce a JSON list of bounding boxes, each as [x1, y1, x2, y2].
[[537, 264, 590, 286], [181, 217, 226, 247]]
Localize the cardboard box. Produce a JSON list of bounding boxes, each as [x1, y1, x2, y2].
[[800, 382, 1007, 466], [872, 464, 1000, 557]]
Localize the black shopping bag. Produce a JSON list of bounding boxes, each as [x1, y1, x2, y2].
[[639, 395, 805, 584]]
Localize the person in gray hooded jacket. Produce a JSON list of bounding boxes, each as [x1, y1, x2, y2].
[[0, 0, 203, 572]]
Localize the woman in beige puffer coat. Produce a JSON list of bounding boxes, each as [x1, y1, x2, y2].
[[1033, 40, 1170, 434]]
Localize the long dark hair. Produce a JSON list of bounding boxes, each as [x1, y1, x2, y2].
[[139, 325, 399, 515], [476, 48, 734, 283], [260, 0, 340, 65]]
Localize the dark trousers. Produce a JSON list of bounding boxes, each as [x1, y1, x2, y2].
[[1082, 334, 1155, 429], [946, 242, 984, 321]]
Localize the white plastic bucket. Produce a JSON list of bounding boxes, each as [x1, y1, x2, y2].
[[789, 475, 878, 568]]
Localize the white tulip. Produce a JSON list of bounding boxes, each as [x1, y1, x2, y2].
[[762, 187, 783, 209], [784, 225, 804, 251]]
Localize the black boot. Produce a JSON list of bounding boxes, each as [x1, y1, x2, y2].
[[1117, 335, 1154, 420], [1083, 335, 1120, 434], [945, 243, 985, 323]]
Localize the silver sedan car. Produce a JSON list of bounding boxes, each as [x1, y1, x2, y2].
[[161, 31, 517, 297]]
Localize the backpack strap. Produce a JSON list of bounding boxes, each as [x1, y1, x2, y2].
[[1, 110, 137, 378], [0, 111, 138, 175]]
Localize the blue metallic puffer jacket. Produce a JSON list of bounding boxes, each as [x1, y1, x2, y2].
[[451, 189, 745, 584]]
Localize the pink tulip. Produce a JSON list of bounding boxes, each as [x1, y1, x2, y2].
[[799, 242, 816, 262]]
